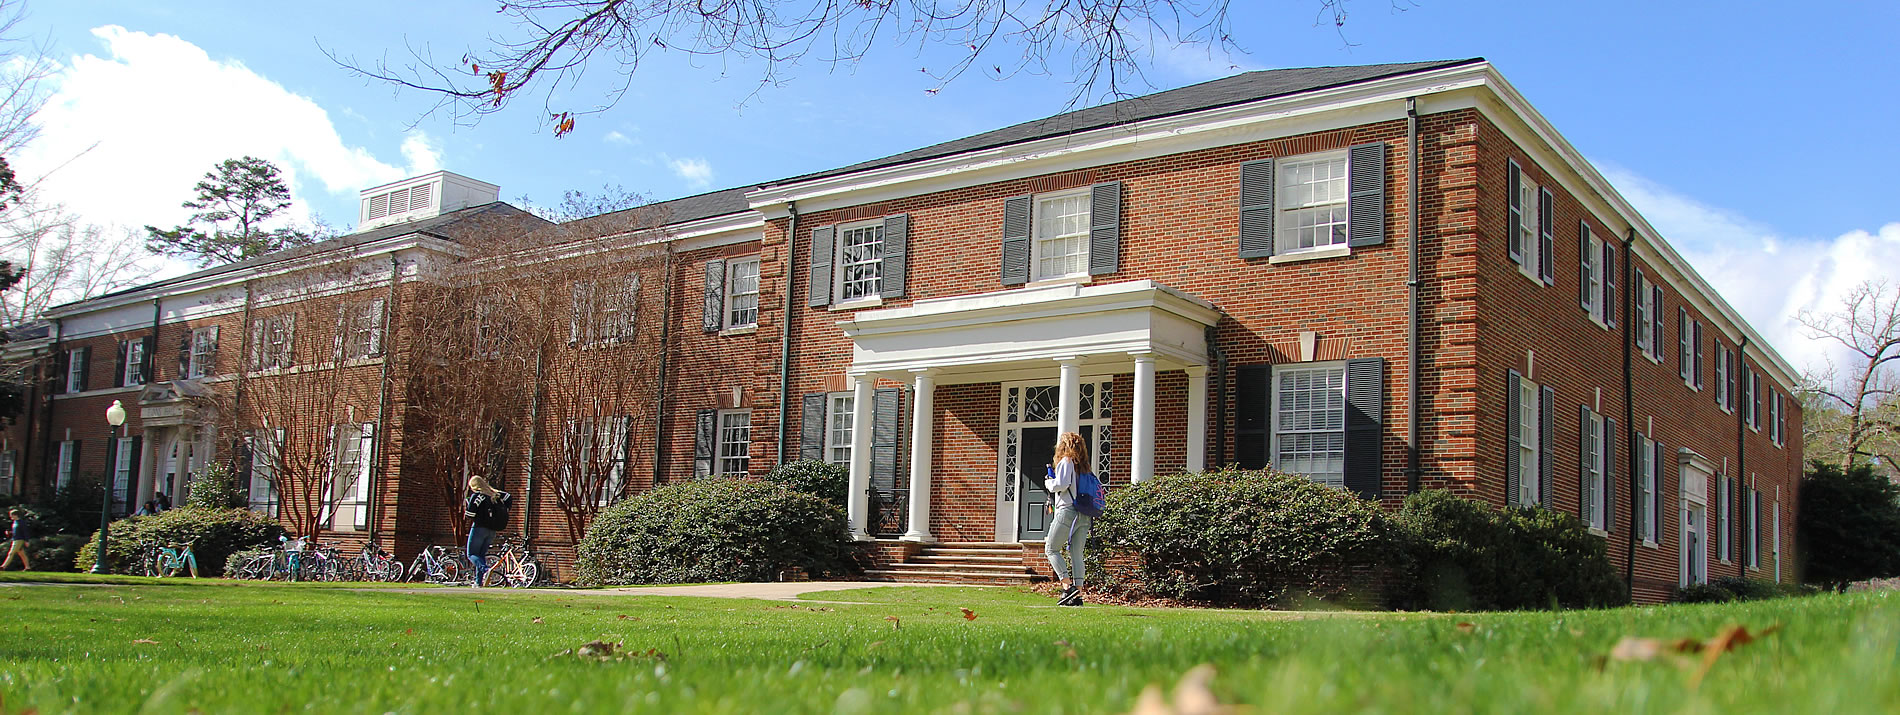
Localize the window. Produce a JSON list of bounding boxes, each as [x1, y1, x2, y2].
[[0, 451, 14, 496], [1717, 477, 1730, 562], [1511, 169, 1540, 280], [835, 222, 883, 301], [1633, 271, 1651, 355], [112, 436, 135, 515], [247, 430, 282, 517], [725, 257, 761, 328], [474, 296, 507, 359], [1580, 408, 1608, 530], [1770, 391, 1784, 446], [1515, 377, 1540, 506], [339, 300, 385, 361], [330, 423, 374, 530], [1716, 345, 1732, 411], [826, 393, 854, 465], [122, 339, 146, 386], [1580, 224, 1605, 325], [1601, 240, 1617, 328], [717, 409, 752, 476], [1678, 309, 1692, 384], [1276, 150, 1351, 255], [1033, 191, 1091, 280], [562, 416, 631, 506], [1746, 487, 1760, 569], [187, 326, 219, 378], [55, 440, 77, 491], [1747, 371, 1761, 430], [1636, 432, 1659, 544], [65, 347, 86, 393], [572, 276, 641, 345], [1650, 284, 1665, 363], [250, 314, 295, 371], [1270, 364, 1347, 488], [1693, 322, 1705, 390]]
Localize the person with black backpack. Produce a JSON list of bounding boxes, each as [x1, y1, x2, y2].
[[462, 475, 512, 586]]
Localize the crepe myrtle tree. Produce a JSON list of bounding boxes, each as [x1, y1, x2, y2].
[[1799, 280, 1900, 475], [405, 199, 678, 544], [327, 0, 1373, 135]]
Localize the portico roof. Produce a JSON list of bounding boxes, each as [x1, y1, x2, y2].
[[840, 280, 1221, 385]]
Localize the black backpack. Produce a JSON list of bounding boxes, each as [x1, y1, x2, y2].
[[479, 493, 511, 531]]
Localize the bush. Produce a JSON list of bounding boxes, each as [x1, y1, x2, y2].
[[1389, 489, 1626, 611], [757, 460, 848, 509], [1798, 460, 1900, 588], [1085, 467, 1394, 607], [574, 477, 859, 586], [1673, 582, 1736, 604], [186, 461, 246, 510], [223, 546, 275, 578], [0, 481, 101, 537], [25, 534, 88, 572], [73, 506, 286, 576]]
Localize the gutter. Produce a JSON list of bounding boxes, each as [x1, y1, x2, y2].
[[1405, 96, 1424, 495], [652, 244, 676, 485], [1622, 229, 1638, 599], [774, 201, 800, 465], [524, 348, 544, 534]]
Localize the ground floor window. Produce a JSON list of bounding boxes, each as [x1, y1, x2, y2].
[[1580, 408, 1607, 530], [718, 409, 751, 476], [247, 430, 282, 517], [827, 393, 854, 465], [1272, 364, 1347, 488]]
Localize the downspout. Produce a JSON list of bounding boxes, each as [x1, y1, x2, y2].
[[775, 201, 800, 465], [651, 244, 676, 485], [370, 257, 399, 539], [1405, 96, 1424, 495], [1208, 325, 1226, 465], [39, 319, 61, 498], [523, 349, 544, 535], [1735, 335, 1749, 577], [1622, 229, 1639, 598]]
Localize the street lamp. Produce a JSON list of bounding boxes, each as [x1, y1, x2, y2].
[[90, 400, 127, 575]]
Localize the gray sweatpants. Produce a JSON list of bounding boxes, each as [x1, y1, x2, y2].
[[1044, 506, 1091, 583]]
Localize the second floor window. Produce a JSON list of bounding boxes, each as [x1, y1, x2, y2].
[[836, 222, 883, 301], [725, 257, 760, 328], [1277, 151, 1351, 254], [187, 326, 219, 378], [64, 347, 86, 393], [122, 339, 146, 386], [571, 276, 640, 345], [1033, 191, 1091, 281], [250, 314, 295, 371], [339, 299, 386, 361]]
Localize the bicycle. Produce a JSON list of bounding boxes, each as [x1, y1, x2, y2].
[[407, 545, 473, 585], [356, 542, 404, 582], [480, 535, 540, 589], [154, 539, 199, 578]]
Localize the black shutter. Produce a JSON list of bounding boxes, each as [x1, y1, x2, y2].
[[1237, 159, 1275, 259], [1578, 405, 1591, 518], [1347, 142, 1386, 248], [693, 409, 716, 477], [1537, 187, 1554, 283], [1651, 285, 1665, 360], [1603, 242, 1617, 328], [51, 348, 67, 395], [127, 435, 143, 511], [800, 393, 827, 462], [1506, 160, 1523, 264], [880, 214, 910, 298], [1088, 182, 1121, 275], [1505, 369, 1521, 507], [1603, 417, 1616, 531], [177, 331, 192, 380], [104, 436, 119, 514], [1343, 357, 1384, 499], [113, 340, 127, 388], [1000, 195, 1032, 285], [702, 259, 726, 333], [808, 224, 835, 308], [1235, 365, 1272, 469], [1539, 385, 1554, 509], [140, 335, 155, 383], [870, 388, 902, 492]]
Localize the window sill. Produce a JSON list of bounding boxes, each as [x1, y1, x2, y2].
[[1641, 540, 1660, 549], [51, 385, 143, 400], [719, 325, 758, 337], [1268, 245, 1351, 265], [1515, 263, 1544, 286], [828, 297, 884, 312], [1025, 274, 1092, 289], [1588, 527, 1609, 538]]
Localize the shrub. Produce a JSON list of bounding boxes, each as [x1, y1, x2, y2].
[[1085, 467, 1394, 607], [574, 477, 859, 586], [186, 461, 246, 510], [1390, 489, 1626, 611], [26, 534, 88, 572], [1798, 460, 1900, 589], [224, 546, 275, 578], [757, 460, 848, 509], [1673, 582, 1736, 604], [73, 506, 286, 576]]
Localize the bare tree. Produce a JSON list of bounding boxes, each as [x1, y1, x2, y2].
[[0, 193, 159, 326], [0, 0, 57, 157], [1799, 280, 1900, 473], [326, 0, 1366, 134]]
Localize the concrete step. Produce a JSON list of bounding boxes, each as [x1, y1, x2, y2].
[[912, 555, 1022, 564], [883, 562, 1029, 574], [864, 569, 1032, 585], [920, 548, 1022, 557]]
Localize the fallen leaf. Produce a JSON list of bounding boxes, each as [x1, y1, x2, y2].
[[885, 616, 901, 630], [960, 608, 977, 621], [132, 639, 159, 645], [404, 629, 413, 635], [576, 640, 618, 659], [1689, 624, 1783, 689], [867, 640, 885, 650], [532, 617, 544, 624], [1455, 622, 1475, 633], [616, 614, 637, 621], [1127, 663, 1237, 714]]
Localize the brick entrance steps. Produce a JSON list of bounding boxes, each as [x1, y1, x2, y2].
[[866, 542, 1035, 585]]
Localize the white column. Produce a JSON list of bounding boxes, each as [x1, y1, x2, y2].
[[902, 370, 936, 542], [133, 429, 158, 506], [172, 428, 191, 500], [1057, 358, 1082, 435], [846, 374, 875, 541], [1185, 365, 1209, 474], [1132, 354, 1157, 483]]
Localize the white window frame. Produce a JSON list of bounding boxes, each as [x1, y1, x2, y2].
[[1030, 188, 1092, 282], [571, 276, 641, 345], [1636, 432, 1658, 545], [563, 416, 631, 506], [1770, 390, 1783, 446], [1516, 377, 1540, 506], [1269, 362, 1348, 489], [1513, 172, 1541, 283], [1746, 487, 1760, 569], [329, 422, 374, 530], [724, 256, 762, 329], [247, 430, 282, 517], [55, 440, 76, 491], [339, 299, 385, 362], [122, 339, 145, 386], [65, 347, 85, 392], [833, 220, 884, 304], [1747, 371, 1761, 431], [1582, 227, 1606, 327], [717, 409, 752, 476], [1678, 309, 1693, 386], [112, 435, 135, 515], [187, 326, 217, 378], [0, 450, 14, 496], [1633, 270, 1651, 355], [1275, 149, 1353, 258], [825, 392, 854, 466], [1717, 476, 1731, 563], [1581, 409, 1607, 531], [252, 314, 295, 371], [1716, 345, 1732, 412]]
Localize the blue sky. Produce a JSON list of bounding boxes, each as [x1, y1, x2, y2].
[[11, 1, 1899, 374]]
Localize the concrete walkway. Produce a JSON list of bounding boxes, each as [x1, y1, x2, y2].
[[593, 581, 984, 601]]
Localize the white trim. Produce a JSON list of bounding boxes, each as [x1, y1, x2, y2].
[[828, 296, 886, 312], [1267, 244, 1351, 264]]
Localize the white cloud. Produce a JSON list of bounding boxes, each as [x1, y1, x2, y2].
[[14, 26, 431, 252], [666, 155, 714, 189], [1603, 165, 1900, 378], [603, 130, 634, 146]]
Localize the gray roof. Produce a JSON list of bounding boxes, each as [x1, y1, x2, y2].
[[768, 59, 1481, 187], [51, 202, 549, 314]]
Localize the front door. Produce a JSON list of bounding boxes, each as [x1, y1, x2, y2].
[[1016, 427, 1058, 541], [999, 380, 1114, 542]]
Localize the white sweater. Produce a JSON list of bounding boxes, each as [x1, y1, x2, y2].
[[1044, 458, 1078, 510]]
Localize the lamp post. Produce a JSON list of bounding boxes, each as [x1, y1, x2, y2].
[[91, 400, 127, 575]]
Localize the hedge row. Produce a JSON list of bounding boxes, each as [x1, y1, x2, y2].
[[72, 506, 285, 576]]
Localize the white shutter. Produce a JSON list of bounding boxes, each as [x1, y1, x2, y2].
[[368, 298, 386, 356], [409, 183, 432, 213], [368, 193, 389, 220], [355, 423, 376, 529]]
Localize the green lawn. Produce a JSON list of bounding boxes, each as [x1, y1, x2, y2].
[[1, 574, 1894, 714]]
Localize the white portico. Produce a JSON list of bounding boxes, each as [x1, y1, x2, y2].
[[838, 280, 1220, 542]]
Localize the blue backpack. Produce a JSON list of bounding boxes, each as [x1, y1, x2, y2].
[[1073, 472, 1105, 518]]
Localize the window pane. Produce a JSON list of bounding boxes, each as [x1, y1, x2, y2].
[[838, 224, 883, 300], [727, 258, 760, 327], [1273, 365, 1347, 487], [719, 411, 751, 475], [1275, 154, 1349, 253], [1033, 194, 1090, 280]]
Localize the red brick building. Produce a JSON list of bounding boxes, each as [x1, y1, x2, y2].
[[3, 59, 1801, 598]]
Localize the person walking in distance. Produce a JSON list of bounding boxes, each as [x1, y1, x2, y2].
[[462, 475, 512, 586], [1044, 431, 1091, 606], [2, 507, 33, 571]]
